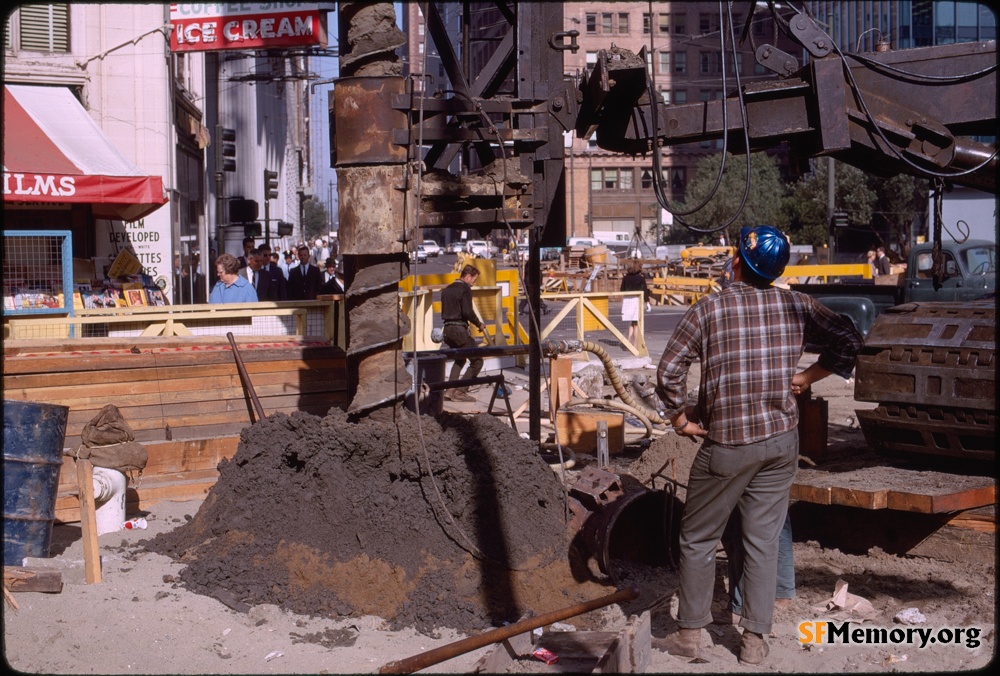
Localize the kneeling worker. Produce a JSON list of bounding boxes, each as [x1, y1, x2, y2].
[[440, 265, 486, 402]]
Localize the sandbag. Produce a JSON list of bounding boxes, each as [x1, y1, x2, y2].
[[81, 404, 135, 447], [70, 404, 147, 474], [73, 441, 147, 473]]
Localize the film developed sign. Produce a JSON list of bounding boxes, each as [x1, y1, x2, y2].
[[169, 3, 328, 52]]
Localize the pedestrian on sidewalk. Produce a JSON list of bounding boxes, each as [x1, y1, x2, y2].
[[440, 265, 485, 402], [620, 259, 652, 345]]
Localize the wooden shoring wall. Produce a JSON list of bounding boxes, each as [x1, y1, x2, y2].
[[3, 338, 349, 523]]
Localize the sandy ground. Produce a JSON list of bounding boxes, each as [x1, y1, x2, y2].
[[3, 352, 995, 674]]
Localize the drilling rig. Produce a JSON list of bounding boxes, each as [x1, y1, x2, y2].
[[332, 2, 995, 460]]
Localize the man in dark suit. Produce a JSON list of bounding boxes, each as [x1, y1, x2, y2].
[[237, 237, 255, 269], [258, 242, 287, 300], [287, 244, 323, 300]]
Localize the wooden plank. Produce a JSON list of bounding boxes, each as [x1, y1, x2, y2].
[[3, 345, 345, 376], [886, 483, 996, 514], [6, 368, 347, 408], [75, 459, 102, 584], [830, 486, 888, 510], [5, 356, 346, 390], [789, 483, 832, 505], [595, 611, 650, 674], [3, 568, 64, 593]]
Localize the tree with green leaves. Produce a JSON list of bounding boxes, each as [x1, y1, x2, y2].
[[868, 173, 928, 260], [302, 197, 331, 243], [665, 152, 789, 246], [783, 159, 877, 250]]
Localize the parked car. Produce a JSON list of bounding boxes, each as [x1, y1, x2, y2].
[[413, 245, 428, 263], [422, 240, 441, 257], [465, 240, 492, 258]]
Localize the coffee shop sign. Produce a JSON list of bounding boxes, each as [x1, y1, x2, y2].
[[169, 3, 328, 52]]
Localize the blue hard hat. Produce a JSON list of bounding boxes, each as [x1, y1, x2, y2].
[[738, 225, 790, 280]]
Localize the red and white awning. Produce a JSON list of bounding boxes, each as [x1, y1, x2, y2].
[[3, 84, 168, 222]]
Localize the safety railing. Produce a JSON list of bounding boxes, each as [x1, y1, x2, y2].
[[402, 270, 649, 357], [2, 299, 346, 348]]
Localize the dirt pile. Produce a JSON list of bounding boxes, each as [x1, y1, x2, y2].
[[146, 409, 613, 634]]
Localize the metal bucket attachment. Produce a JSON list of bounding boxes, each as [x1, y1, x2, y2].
[[569, 467, 681, 579]]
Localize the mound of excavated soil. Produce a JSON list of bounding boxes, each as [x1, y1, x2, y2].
[[147, 409, 613, 634]]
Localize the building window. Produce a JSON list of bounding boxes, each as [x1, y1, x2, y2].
[[659, 89, 670, 104], [936, 1, 956, 44], [602, 13, 613, 34], [645, 50, 653, 74], [659, 13, 669, 33], [673, 13, 687, 35], [699, 13, 713, 34], [586, 51, 598, 68], [641, 170, 653, 190], [673, 51, 687, 74], [618, 12, 629, 34], [671, 167, 686, 194], [16, 3, 70, 52], [658, 51, 670, 74], [700, 52, 712, 75], [591, 169, 602, 191], [604, 168, 618, 189], [674, 89, 687, 104], [620, 168, 633, 190], [418, 23, 424, 36], [586, 13, 597, 34], [734, 51, 743, 73], [643, 12, 651, 34]]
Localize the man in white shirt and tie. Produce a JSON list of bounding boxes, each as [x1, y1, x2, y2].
[[287, 244, 323, 300]]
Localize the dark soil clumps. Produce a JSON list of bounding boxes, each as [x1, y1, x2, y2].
[[147, 409, 612, 633]]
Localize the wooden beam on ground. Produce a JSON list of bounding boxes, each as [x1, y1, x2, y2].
[[3, 567, 64, 593]]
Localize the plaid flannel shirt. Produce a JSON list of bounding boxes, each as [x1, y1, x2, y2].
[[656, 282, 864, 446]]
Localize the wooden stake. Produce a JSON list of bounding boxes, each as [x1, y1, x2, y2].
[[75, 458, 102, 584]]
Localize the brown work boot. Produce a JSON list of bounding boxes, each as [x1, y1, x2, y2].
[[445, 388, 475, 403], [653, 628, 702, 658], [739, 630, 769, 665]]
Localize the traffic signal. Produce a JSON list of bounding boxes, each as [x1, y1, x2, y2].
[[276, 221, 294, 236], [216, 126, 236, 172], [264, 170, 279, 200], [243, 222, 262, 237], [229, 198, 258, 223]]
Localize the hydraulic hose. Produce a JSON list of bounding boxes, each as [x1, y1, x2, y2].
[[565, 397, 656, 440], [541, 340, 673, 427]]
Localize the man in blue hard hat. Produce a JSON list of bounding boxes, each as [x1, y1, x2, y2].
[[654, 225, 863, 665]]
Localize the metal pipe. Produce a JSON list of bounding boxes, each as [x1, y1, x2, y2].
[[378, 586, 639, 674], [227, 332, 265, 422]]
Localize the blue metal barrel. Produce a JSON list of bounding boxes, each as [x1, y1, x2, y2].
[[3, 400, 69, 565]]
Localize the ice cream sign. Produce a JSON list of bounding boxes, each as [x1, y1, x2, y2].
[[169, 3, 328, 52]]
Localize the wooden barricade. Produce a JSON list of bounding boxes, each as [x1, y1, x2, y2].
[[648, 276, 719, 306]]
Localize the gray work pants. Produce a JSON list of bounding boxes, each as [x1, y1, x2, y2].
[[676, 428, 798, 636]]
